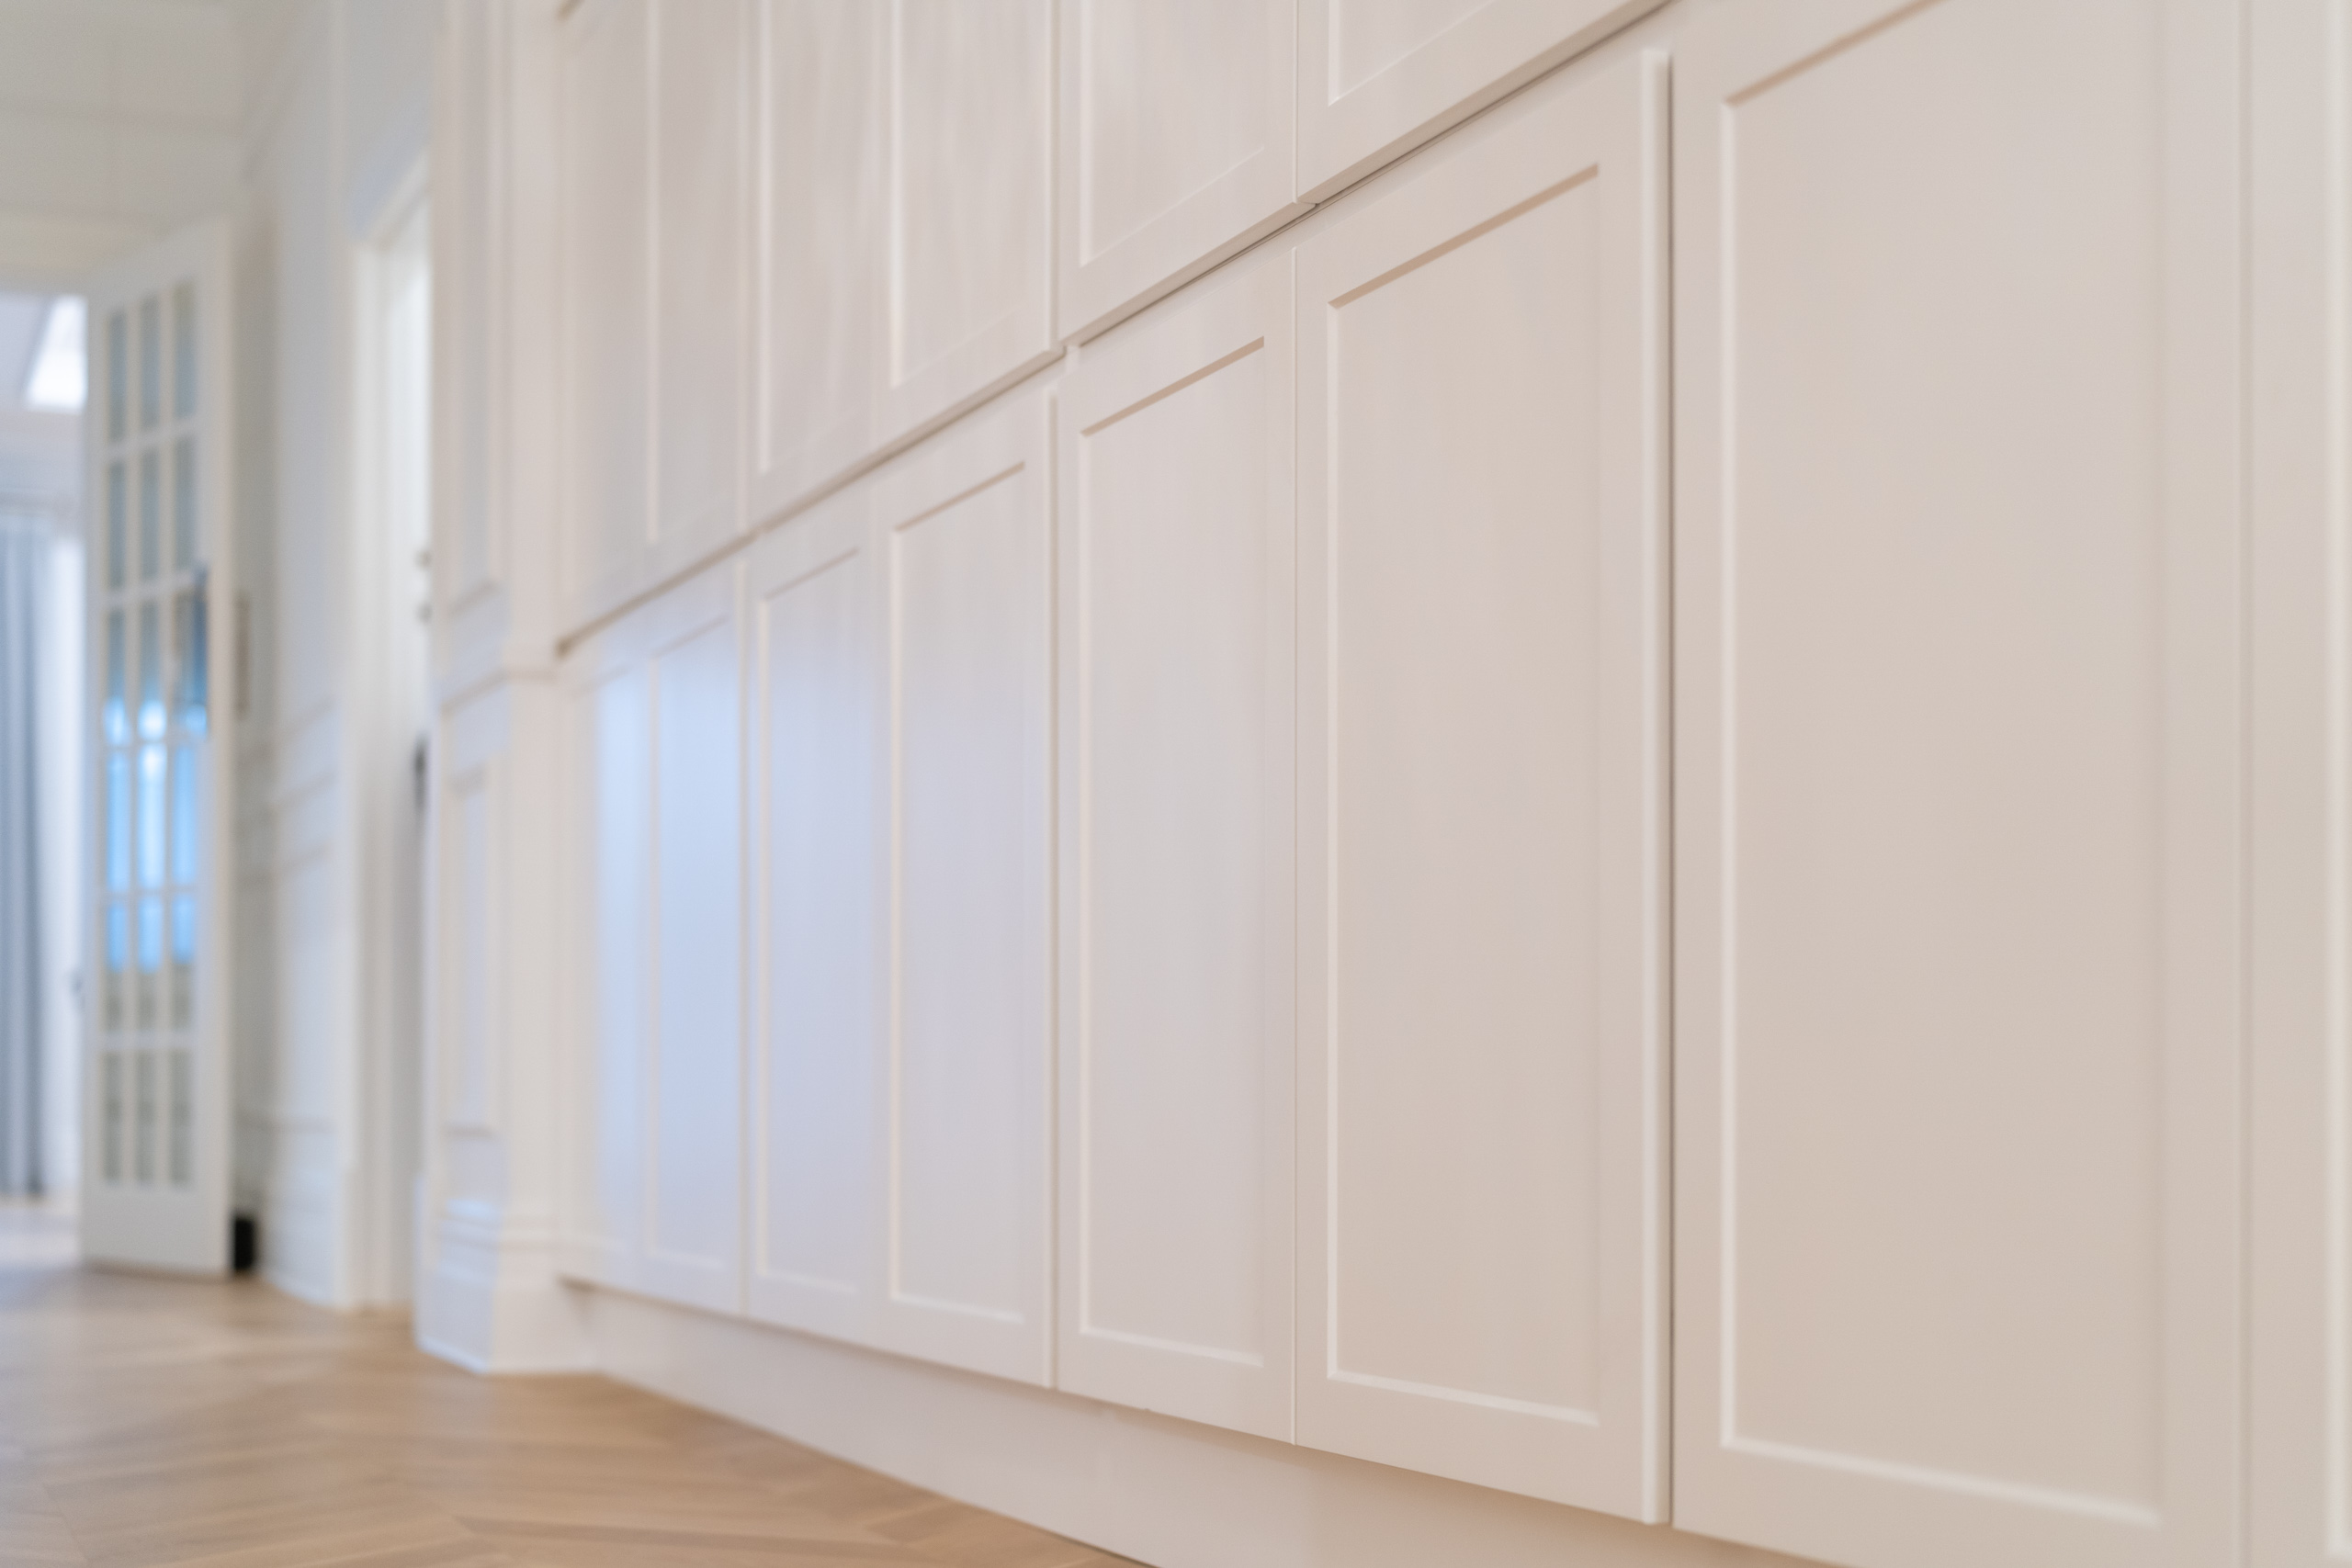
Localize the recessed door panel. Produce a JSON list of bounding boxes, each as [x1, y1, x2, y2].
[[748, 491, 882, 1341], [874, 389, 1053, 1383], [877, 0, 1057, 446], [752, 0, 881, 519], [1056, 257, 1295, 1438], [1295, 54, 1667, 1516]]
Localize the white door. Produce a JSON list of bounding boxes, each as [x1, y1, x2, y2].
[[81, 220, 235, 1274], [1055, 253, 1295, 1439], [1672, 3, 2244, 1566], [1293, 53, 1668, 1517]]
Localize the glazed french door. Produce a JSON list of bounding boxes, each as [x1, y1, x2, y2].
[[81, 221, 234, 1273]]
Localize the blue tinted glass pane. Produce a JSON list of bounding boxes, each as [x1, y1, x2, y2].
[[107, 903, 128, 971], [170, 747, 198, 885], [171, 896, 196, 964], [103, 610, 124, 743], [138, 744, 164, 888], [138, 602, 162, 738], [105, 752, 130, 890], [183, 590, 206, 736], [138, 897, 163, 972]]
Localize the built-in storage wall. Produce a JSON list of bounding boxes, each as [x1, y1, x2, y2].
[[543, 3, 2328, 1567]]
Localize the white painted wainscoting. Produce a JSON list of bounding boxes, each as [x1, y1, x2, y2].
[[418, 1, 2352, 1566]]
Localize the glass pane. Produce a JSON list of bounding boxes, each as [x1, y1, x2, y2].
[[103, 609, 124, 742], [107, 310, 125, 442], [170, 747, 198, 886], [134, 1052, 156, 1183], [105, 752, 130, 891], [138, 295, 159, 431], [105, 461, 125, 591], [180, 588, 207, 736], [137, 897, 162, 1032], [138, 744, 165, 888], [172, 283, 196, 420], [102, 1055, 123, 1182], [170, 895, 196, 1030], [103, 903, 127, 1032], [138, 447, 159, 581], [138, 601, 162, 738], [172, 437, 196, 569], [167, 1051, 193, 1186]]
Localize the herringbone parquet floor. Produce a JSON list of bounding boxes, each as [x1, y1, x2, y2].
[[0, 1204, 1140, 1568]]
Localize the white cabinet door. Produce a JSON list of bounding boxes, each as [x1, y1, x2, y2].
[[1673, 3, 2244, 1566], [559, 0, 654, 622], [751, 0, 882, 523], [559, 565, 748, 1317], [561, 0, 748, 626], [651, 0, 749, 580], [1294, 54, 1668, 1516], [1294, 0, 1663, 201], [561, 635, 650, 1295], [1055, 257, 1295, 1438], [1057, 0, 1306, 344], [876, 0, 1058, 448], [870, 388, 1055, 1383], [746, 489, 884, 1342]]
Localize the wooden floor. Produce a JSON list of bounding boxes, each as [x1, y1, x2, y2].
[[0, 1205, 1138, 1568]]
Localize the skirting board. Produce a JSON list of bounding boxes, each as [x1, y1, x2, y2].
[[583, 1287, 1820, 1568]]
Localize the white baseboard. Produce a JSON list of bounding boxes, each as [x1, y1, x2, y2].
[[415, 1209, 594, 1373], [582, 1287, 1817, 1568]]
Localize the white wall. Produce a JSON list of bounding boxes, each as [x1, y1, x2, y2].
[[232, 0, 432, 1308]]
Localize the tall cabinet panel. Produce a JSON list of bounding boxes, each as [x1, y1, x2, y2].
[[559, 565, 748, 1318], [870, 389, 1055, 1384], [746, 490, 883, 1341], [559, 0, 653, 621], [1294, 55, 1668, 1517], [1055, 258, 1295, 1439], [651, 0, 749, 580], [561, 0, 748, 626], [1673, 4, 2244, 1567], [1057, 0, 1305, 343], [752, 0, 882, 522], [877, 0, 1058, 447], [1294, 0, 1664, 201]]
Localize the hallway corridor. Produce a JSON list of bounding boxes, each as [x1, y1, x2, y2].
[[0, 1208, 1137, 1568]]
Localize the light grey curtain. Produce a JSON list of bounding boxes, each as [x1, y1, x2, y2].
[[0, 525, 44, 1195]]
